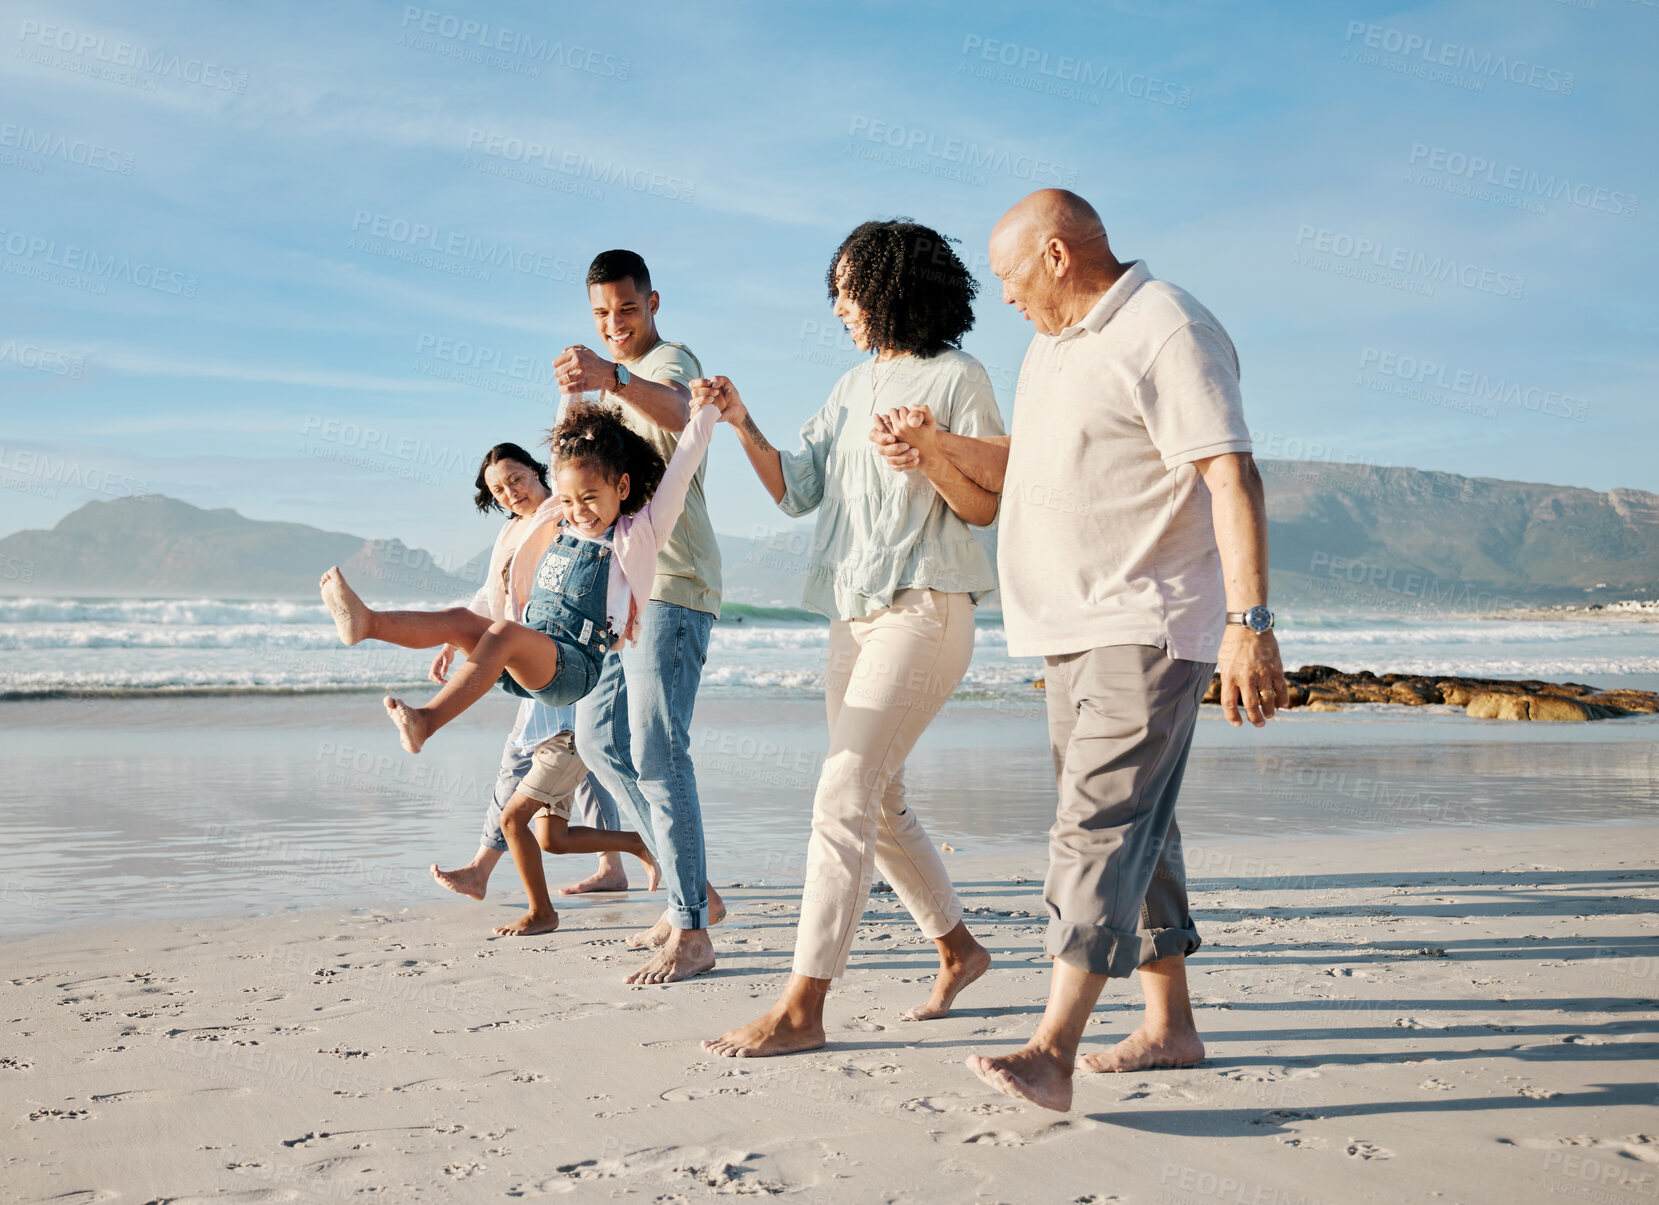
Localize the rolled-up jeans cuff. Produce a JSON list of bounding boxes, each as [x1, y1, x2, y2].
[[482, 832, 508, 854], [1045, 919, 1201, 978], [666, 903, 706, 930]]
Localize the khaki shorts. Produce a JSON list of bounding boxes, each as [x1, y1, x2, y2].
[[515, 731, 588, 822]]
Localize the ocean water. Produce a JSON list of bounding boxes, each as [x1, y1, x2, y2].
[[2, 597, 1654, 935], [3, 597, 1658, 697]]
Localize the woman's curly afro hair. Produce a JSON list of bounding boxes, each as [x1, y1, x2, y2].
[[545, 401, 665, 517], [825, 219, 978, 358]]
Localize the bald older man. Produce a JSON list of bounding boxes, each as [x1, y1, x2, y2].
[[873, 189, 1288, 1112]]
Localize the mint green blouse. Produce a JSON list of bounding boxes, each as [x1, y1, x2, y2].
[[777, 348, 1006, 621]]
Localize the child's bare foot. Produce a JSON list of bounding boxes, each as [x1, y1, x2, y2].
[[430, 861, 489, 900], [384, 696, 429, 754], [493, 909, 559, 937], [319, 567, 371, 645], [627, 894, 725, 949], [903, 941, 991, 1021], [559, 865, 629, 895]]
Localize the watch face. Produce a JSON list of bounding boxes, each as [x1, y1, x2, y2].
[[1244, 605, 1274, 633]]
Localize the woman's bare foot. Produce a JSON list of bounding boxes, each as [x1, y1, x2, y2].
[[319, 567, 371, 645], [627, 894, 726, 949], [384, 696, 429, 754], [903, 941, 991, 1021], [966, 1046, 1073, 1113], [703, 1000, 825, 1058], [493, 909, 559, 937], [1075, 1023, 1205, 1073], [431, 862, 489, 901]]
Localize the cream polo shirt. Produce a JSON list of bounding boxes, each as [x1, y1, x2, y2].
[[998, 261, 1251, 661]]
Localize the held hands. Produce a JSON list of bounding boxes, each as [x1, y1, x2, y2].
[[1216, 626, 1290, 728], [689, 376, 746, 426], [553, 345, 616, 395], [868, 404, 937, 472]]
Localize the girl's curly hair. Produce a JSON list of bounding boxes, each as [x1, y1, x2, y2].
[[473, 442, 549, 516], [546, 401, 665, 516], [825, 219, 978, 358]]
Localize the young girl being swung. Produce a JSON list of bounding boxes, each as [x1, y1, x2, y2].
[[319, 397, 719, 753]]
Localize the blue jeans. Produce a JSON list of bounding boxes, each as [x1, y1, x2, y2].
[[480, 737, 619, 853], [575, 600, 714, 929]]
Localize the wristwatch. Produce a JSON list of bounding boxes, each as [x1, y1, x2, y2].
[[1227, 605, 1275, 633], [611, 361, 631, 394]]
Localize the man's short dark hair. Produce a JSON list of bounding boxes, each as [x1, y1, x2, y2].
[[587, 249, 651, 294]]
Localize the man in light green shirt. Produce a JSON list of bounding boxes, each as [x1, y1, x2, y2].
[[552, 250, 722, 986]]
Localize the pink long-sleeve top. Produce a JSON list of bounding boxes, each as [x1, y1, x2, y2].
[[601, 404, 717, 645]]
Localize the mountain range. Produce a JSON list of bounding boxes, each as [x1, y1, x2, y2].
[[0, 461, 1655, 607]]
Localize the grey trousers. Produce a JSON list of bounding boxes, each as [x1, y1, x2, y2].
[[1042, 643, 1211, 978]]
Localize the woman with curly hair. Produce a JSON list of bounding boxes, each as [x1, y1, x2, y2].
[[695, 218, 1006, 1058], [317, 399, 717, 755]]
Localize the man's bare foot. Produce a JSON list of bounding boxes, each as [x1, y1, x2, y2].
[[384, 696, 429, 754], [627, 895, 726, 949], [319, 567, 371, 645], [966, 1046, 1074, 1113], [702, 1002, 826, 1058], [903, 942, 991, 1021], [1075, 1023, 1205, 1073], [559, 866, 629, 895], [430, 862, 489, 901], [493, 909, 559, 937], [625, 927, 714, 985]]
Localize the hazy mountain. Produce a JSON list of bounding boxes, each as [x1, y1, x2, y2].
[[2, 463, 1655, 607], [0, 495, 484, 600], [1263, 461, 1659, 609]]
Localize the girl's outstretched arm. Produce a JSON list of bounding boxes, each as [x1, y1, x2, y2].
[[637, 401, 718, 552]]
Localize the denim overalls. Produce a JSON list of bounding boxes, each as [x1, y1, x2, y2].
[[499, 527, 619, 707]]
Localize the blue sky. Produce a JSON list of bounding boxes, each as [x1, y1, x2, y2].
[[1, 0, 1653, 568]]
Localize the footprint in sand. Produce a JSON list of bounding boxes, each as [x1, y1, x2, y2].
[[961, 1120, 1075, 1146], [1346, 1139, 1395, 1160], [28, 1107, 90, 1121]]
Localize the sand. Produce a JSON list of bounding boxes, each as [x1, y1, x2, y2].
[[3, 822, 1657, 1203]]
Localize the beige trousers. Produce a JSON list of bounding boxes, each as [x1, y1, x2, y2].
[[793, 589, 974, 980]]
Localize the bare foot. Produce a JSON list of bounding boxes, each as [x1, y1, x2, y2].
[[625, 928, 714, 985], [384, 696, 429, 754], [702, 1002, 825, 1058], [966, 1046, 1073, 1113], [638, 848, 662, 892], [903, 942, 991, 1021], [430, 862, 489, 901], [493, 909, 559, 937], [1076, 1023, 1205, 1073], [319, 567, 371, 645], [558, 866, 629, 895], [627, 895, 726, 949]]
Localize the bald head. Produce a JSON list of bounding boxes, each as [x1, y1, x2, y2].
[[991, 189, 1110, 264], [988, 191, 1124, 334]]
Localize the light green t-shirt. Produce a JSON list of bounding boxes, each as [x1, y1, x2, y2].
[[602, 338, 721, 616], [777, 347, 1006, 621]]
